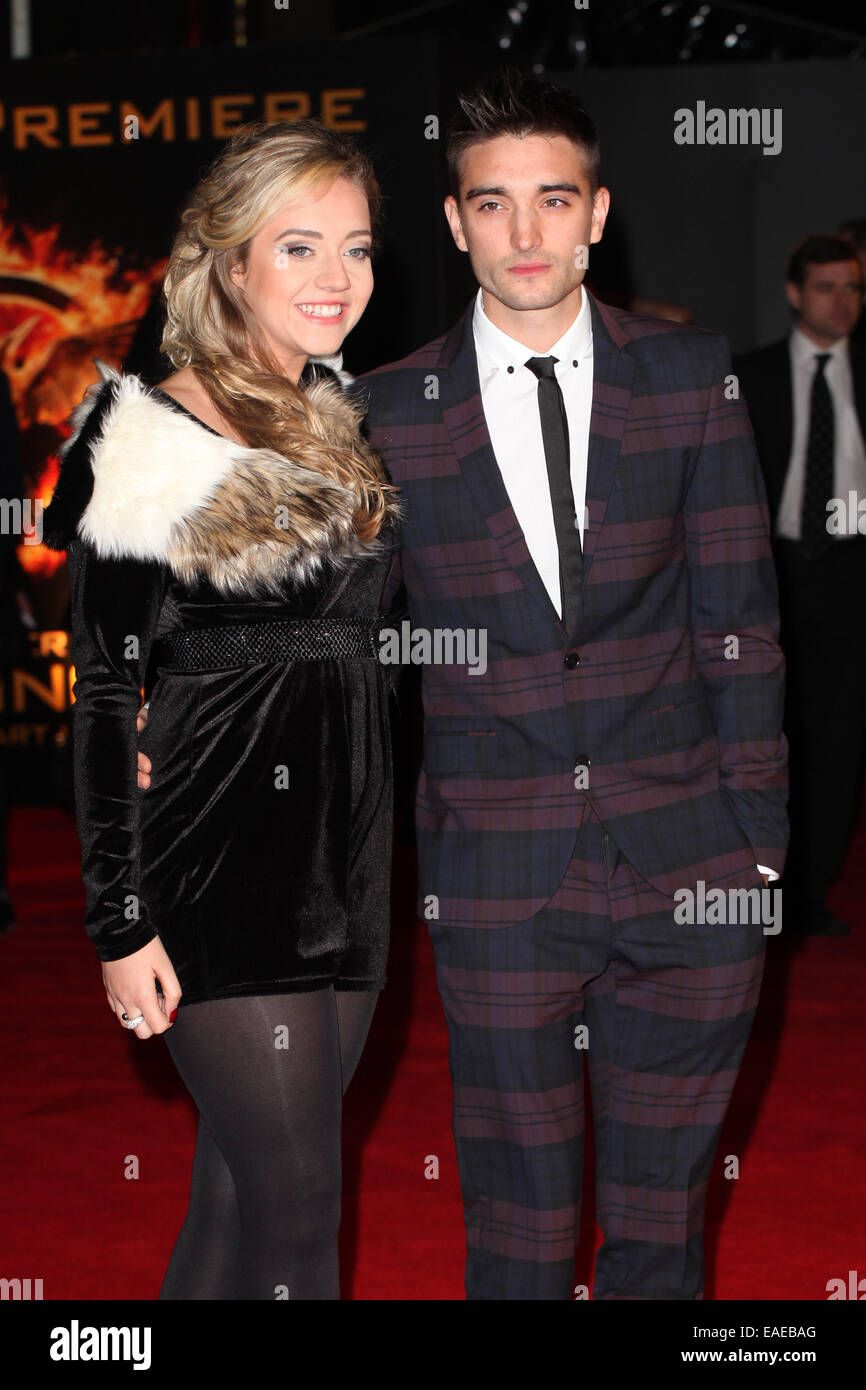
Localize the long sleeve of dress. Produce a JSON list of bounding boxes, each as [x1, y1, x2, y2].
[[66, 537, 171, 961]]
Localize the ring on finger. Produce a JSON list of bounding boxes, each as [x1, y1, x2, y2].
[[120, 1011, 145, 1029]]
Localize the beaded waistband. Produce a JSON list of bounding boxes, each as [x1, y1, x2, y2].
[[152, 618, 384, 672]]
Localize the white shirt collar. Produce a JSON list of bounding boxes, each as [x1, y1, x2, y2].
[[473, 285, 592, 379], [790, 324, 847, 366]]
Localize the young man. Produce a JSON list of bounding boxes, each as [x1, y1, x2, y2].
[[363, 72, 787, 1300], [735, 236, 866, 937]]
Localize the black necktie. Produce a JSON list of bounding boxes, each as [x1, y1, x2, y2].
[[799, 352, 834, 559], [524, 355, 582, 634]]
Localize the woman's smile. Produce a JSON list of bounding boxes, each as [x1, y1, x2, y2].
[[295, 301, 347, 320]]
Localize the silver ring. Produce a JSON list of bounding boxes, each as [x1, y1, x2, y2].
[[121, 1012, 145, 1029]]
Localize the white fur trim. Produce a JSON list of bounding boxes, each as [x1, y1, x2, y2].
[[77, 368, 286, 564]]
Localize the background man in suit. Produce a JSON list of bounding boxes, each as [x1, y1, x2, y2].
[[364, 72, 787, 1300], [736, 236, 866, 938]]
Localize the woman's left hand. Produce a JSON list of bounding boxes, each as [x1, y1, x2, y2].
[[136, 702, 151, 789]]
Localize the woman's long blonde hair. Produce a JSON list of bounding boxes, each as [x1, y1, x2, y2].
[[161, 119, 397, 543]]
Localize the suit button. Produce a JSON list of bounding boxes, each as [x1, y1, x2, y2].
[[564, 651, 580, 669], [575, 754, 591, 770]]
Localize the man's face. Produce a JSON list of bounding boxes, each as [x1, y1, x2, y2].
[[444, 133, 609, 317], [785, 258, 863, 344]]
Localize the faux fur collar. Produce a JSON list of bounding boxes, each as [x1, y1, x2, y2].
[[43, 360, 397, 597]]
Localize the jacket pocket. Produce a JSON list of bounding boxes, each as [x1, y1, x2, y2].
[[651, 695, 715, 752]]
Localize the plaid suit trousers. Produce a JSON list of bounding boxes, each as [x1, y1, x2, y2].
[[427, 805, 766, 1300]]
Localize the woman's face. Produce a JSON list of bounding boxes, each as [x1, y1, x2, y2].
[[230, 174, 373, 381]]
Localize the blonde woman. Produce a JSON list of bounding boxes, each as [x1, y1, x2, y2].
[[43, 121, 402, 1300]]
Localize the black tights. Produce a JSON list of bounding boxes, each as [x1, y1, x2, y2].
[[159, 987, 378, 1300]]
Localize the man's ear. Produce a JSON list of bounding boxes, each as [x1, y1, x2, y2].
[[589, 186, 611, 246], [444, 195, 468, 253]]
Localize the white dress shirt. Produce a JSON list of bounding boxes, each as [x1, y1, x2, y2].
[[776, 327, 866, 539], [472, 287, 777, 881], [472, 285, 593, 619]]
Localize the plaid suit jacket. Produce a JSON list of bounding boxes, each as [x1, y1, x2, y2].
[[362, 289, 788, 926]]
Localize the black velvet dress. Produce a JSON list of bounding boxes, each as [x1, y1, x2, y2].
[[45, 368, 400, 1009]]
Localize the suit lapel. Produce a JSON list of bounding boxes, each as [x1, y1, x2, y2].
[[437, 289, 635, 641], [438, 301, 564, 632], [578, 294, 635, 626]]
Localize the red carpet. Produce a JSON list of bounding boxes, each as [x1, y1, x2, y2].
[[1, 804, 863, 1300]]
